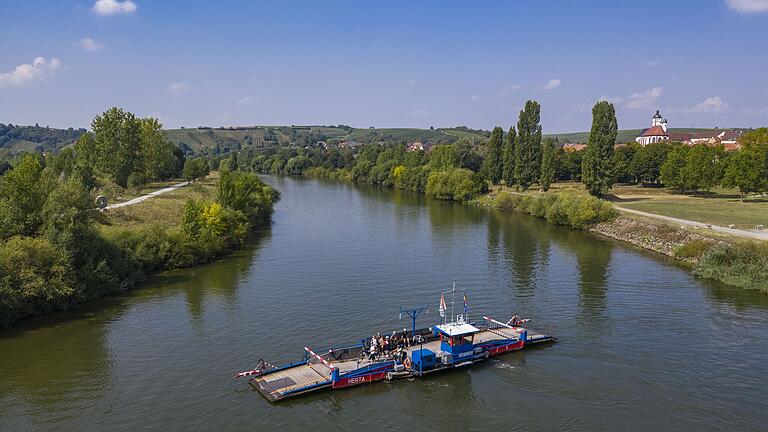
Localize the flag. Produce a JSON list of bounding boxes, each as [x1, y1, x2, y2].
[[439, 294, 446, 317], [463, 293, 468, 314]]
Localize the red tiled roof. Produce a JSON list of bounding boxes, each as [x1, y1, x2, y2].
[[641, 126, 668, 137]]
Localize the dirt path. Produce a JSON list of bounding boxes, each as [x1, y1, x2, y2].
[[615, 206, 768, 241], [103, 181, 189, 210]]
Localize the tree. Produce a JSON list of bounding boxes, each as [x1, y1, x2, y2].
[[683, 144, 725, 195], [91, 107, 141, 188], [659, 145, 690, 192], [455, 140, 482, 172], [183, 158, 210, 182], [502, 126, 517, 185], [481, 127, 504, 183], [540, 137, 556, 191], [514, 101, 542, 190], [722, 149, 766, 198], [428, 145, 458, 171], [139, 117, 181, 181], [0, 154, 48, 239], [630, 143, 671, 184], [611, 142, 640, 183], [582, 101, 618, 196]]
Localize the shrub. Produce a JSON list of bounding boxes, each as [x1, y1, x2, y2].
[[695, 242, 768, 291], [0, 236, 75, 326], [426, 168, 486, 202], [674, 239, 712, 259], [494, 192, 520, 211], [493, 191, 617, 229]]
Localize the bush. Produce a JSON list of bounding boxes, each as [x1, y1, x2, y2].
[[674, 240, 712, 259], [492, 191, 617, 229], [0, 236, 75, 326], [695, 242, 768, 291], [217, 171, 278, 222], [426, 168, 486, 202], [494, 192, 520, 211]]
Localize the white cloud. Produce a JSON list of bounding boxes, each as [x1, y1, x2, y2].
[[625, 86, 663, 109], [167, 82, 190, 94], [689, 96, 728, 113], [644, 60, 660, 67], [92, 0, 137, 16], [540, 79, 561, 90], [598, 95, 624, 104], [74, 38, 104, 52], [498, 84, 521, 95], [0, 57, 61, 88], [237, 96, 254, 106], [469, 94, 480, 101], [726, 0, 768, 12]]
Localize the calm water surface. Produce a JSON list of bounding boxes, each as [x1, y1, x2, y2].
[[2, 176, 768, 431]]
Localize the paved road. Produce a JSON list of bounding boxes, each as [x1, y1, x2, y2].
[[615, 206, 768, 241], [103, 181, 189, 210]]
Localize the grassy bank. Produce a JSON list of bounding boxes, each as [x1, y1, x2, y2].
[[0, 170, 277, 327], [476, 187, 767, 292]]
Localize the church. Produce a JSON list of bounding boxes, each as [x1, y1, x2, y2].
[[635, 110, 669, 145]]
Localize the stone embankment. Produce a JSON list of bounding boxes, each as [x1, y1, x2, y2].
[[588, 216, 721, 264]]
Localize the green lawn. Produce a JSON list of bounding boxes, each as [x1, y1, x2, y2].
[[101, 173, 218, 230]]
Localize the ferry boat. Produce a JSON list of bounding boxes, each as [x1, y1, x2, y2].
[[236, 287, 555, 402]]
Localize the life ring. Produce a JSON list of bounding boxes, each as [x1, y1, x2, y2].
[[403, 357, 412, 369]]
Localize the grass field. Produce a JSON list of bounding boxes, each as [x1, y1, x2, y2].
[[102, 173, 218, 230], [544, 182, 768, 229]]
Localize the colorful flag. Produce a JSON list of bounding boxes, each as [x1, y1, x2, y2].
[[463, 293, 468, 314], [439, 294, 446, 317]]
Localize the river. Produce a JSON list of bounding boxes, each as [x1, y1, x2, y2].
[[1, 176, 767, 431]]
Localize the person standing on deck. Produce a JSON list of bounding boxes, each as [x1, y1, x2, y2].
[[402, 328, 409, 347]]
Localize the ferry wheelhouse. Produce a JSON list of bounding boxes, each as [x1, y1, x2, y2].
[[236, 287, 555, 402]]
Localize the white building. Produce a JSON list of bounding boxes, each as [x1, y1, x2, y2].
[[635, 110, 669, 145]]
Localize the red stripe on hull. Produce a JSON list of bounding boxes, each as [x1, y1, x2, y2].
[[332, 371, 388, 389], [488, 340, 525, 356]]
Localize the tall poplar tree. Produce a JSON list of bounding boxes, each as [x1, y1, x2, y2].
[[501, 126, 517, 185], [582, 101, 618, 196], [514, 100, 542, 190], [482, 126, 504, 183], [540, 137, 556, 191]]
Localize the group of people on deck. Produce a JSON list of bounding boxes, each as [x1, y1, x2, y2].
[[367, 329, 411, 362]]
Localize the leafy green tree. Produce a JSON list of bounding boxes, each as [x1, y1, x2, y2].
[[557, 149, 583, 181], [611, 142, 640, 183], [540, 137, 556, 191], [502, 126, 517, 185], [217, 170, 276, 221], [91, 107, 141, 187], [455, 140, 482, 172], [481, 127, 504, 183], [683, 144, 725, 195], [514, 101, 543, 190], [183, 158, 210, 182], [428, 145, 458, 171], [630, 142, 671, 184], [582, 101, 618, 196], [722, 149, 766, 198], [659, 145, 690, 192], [0, 154, 47, 239], [139, 117, 181, 181]]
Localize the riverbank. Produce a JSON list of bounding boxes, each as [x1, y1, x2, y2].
[[473, 189, 767, 292], [0, 171, 278, 328]]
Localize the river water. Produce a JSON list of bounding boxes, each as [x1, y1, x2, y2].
[[2, 176, 767, 431]]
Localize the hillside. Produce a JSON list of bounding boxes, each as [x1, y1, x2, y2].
[[0, 123, 86, 154]]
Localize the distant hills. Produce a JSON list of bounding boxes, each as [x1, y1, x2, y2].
[[0, 122, 737, 156], [0, 123, 86, 154]]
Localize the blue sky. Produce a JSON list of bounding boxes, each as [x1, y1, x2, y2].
[[1, 0, 767, 132]]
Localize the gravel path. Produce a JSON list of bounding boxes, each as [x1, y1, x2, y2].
[[615, 206, 768, 241], [103, 181, 189, 210]]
